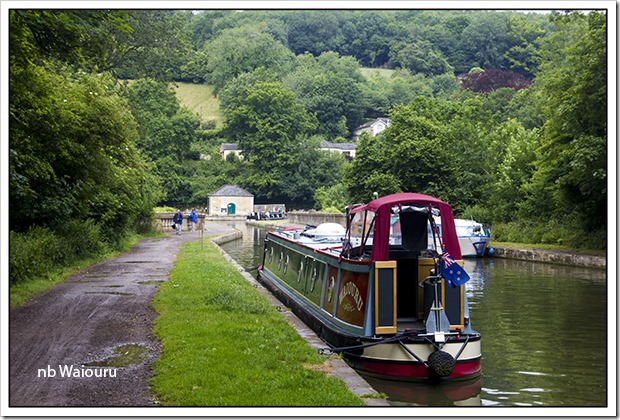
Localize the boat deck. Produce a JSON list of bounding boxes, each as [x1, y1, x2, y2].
[[397, 318, 425, 332]]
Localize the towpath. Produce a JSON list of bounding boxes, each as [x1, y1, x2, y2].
[[9, 224, 232, 407]]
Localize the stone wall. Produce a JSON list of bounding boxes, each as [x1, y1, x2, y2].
[[287, 211, 346, 227], [155, 213, 205, 231], [492, 247, 606, 269]]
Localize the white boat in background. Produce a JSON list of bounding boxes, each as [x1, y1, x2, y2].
[[453, 219, 492, 257]]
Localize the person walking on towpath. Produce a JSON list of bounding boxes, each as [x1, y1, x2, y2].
[[173, 209, 183, 235], [189, 209, 197, 232]]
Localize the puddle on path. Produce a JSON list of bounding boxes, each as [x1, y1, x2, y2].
[[84, 344, 149, 368], [85, 291, 133, 296], [122, 261, 156, 264]]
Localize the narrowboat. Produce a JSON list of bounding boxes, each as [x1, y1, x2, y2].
[[257, 193, 481, 381]]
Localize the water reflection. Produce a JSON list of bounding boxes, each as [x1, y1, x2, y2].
[[362, 375, 482, 406], [218, 222, 608, 407]]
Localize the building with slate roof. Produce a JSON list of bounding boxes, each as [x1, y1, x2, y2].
[[207, 184, 254, 215], [352, 117, 390, 141], [319, 140, 357, 160]]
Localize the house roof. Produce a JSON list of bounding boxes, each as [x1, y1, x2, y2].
[[209, 184, 253, 197], [320, 140, 357, 151], [220, 143, 239, 151], [354, 117, 390, 131]]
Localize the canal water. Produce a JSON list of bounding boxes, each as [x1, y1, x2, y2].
[[218, 222, 608, 407]]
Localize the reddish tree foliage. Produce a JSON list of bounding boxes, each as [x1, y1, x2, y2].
[[461, 69, 531, 93]]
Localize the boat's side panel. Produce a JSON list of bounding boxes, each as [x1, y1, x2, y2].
[[323, 265, 339, 315], [263, 238, 327, 308], [261, 234, 372, 336], [335, 270, 369, 327]]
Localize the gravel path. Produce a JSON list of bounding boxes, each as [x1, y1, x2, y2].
[[9, 225, 231, 407]]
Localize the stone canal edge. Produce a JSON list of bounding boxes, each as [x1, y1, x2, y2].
[[211, 230, 390, 407]]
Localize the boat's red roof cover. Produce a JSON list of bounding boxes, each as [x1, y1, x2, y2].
[[349, 192, 448, 214], [349, 192, 462, 260]]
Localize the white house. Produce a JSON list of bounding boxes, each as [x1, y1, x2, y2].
[[352, 117, 390, 141], [220, 143, 243, 160], [319, 140, 357, 159]]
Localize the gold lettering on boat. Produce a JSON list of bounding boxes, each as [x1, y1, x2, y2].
[[338, 281, 363, 312]]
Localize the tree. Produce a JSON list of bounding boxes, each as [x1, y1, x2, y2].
[[391, 40, 454, 76], [111, 11, 194, 81], [125, 79, 200, 206], [9, 66, 157, 241], [9, 10, 158, 241], [283, 11, 345, 56], [314, 183, 350, 212], [283, 52, 366, 137], [504, 13, 547, 77], [522, 11, 607, 236], [223, 81, 317, 200], [201, 23, 296, 93], [458, 12, 512, 70], [382, 105, 460, 203], [344, 133, 402, 204], [361, 69, 433, 117], [486, 119, 540, 222], [461, 69, 531, 93]]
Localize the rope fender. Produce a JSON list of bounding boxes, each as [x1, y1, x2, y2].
[[319, 333, 473, 378]]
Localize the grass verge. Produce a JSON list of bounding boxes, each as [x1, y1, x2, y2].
[[150, 239, 364, 406]]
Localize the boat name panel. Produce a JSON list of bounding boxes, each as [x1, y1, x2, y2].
[[335, 271, 369, 327]]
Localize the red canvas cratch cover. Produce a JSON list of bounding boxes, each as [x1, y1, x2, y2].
[[349, 192, 462, 261]]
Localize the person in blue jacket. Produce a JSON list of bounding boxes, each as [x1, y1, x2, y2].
[[173, 209, 183, 235], [189, 209, 197, 231]]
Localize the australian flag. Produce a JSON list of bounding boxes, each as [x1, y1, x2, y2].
[[441, 251, 470, 288]]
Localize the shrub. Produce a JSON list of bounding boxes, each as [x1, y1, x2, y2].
[[9, 220, 109, 285], [10, 227, 61, 284]]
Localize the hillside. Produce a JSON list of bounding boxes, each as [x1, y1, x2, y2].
[[171, 82, 223, 128], [360, 67, 395, 79], [171, 71, 392, 129]]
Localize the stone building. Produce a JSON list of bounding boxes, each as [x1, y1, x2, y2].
[[207, 184, 254, 216]]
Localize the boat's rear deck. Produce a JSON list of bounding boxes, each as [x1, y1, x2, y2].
[[397, 317, 425, 332]]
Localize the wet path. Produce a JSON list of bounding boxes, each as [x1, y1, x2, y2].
[[9, 225, 231, 407]]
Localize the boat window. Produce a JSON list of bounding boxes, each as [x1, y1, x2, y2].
[[346, 210, 376, 258], [389, 206, 443, 253]]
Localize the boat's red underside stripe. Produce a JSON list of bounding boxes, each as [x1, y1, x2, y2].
[[346, 356, 481, 380]]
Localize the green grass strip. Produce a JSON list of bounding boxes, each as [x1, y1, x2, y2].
[[150, 239, 364, 406]]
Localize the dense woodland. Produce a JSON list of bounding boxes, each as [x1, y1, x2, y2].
[[8, 9, 607, 283]]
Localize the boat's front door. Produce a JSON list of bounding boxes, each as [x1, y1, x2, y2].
[[374, 261, 397, 334]]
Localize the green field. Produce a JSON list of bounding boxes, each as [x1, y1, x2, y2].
[[172, 82, 223, 128], [360, 67, 395, 79]]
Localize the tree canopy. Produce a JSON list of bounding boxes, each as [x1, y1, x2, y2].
[[8, 8, 609, 250]]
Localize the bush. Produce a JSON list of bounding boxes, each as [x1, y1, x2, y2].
[[9, 220, 108, 285], [10, 227, 60, 285], [491, 220, 606, 250]]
